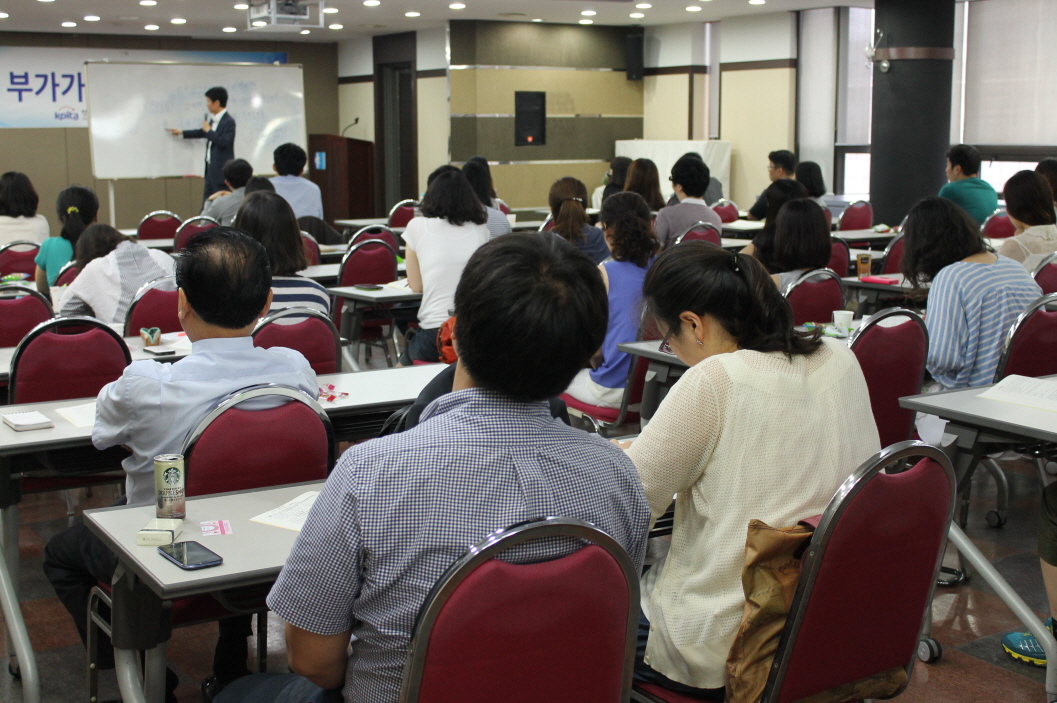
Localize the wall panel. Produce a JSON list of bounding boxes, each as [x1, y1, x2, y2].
[[491, 162, 608, 210], [644, 74, 690, 140], [417, 76, 451, 193]]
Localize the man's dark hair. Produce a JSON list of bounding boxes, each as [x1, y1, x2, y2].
[[222, 159, 254, 190], [670, 156, 709, 199], [420, 167, 487, 226], [462, 158, 496, 208], [769, 150, 797, 175], [946, 144, 982, 177], [233, 191, 307, 275], [794, 161, 827, 198], [244, 176, 276, 195], [205, 86, 228, 108], [273, 143, 308, 177], [175, 227, 272, 329], [900, 196, 985, 290], [0, 171, 39, 218], [454, 233, 608, 401]]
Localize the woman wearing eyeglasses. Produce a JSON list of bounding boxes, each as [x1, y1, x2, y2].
[[621, 242, 879, 699], [564, 191, 659, 409]]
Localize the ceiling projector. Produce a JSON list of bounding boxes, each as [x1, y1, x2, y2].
[[247, 0, 325, 32]]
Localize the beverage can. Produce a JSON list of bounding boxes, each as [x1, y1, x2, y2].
[[154, 454, 186, 520], [856, 253, 872, 279]]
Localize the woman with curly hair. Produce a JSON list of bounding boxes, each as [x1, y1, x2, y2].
[[564, 191, 659, 408]]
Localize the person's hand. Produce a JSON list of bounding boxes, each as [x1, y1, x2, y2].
[[207, 190, 231, 201], [167, 128, 182, 136], [202, 120, 211, 132], [611, 439, 633, 450]]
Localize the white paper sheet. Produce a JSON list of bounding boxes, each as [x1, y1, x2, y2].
[[57, 402, 97, 428], [978, 375, 1057, 413], [249, 491, 319, 532]]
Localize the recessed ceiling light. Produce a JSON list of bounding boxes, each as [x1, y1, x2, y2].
[[328, 22, 343, 28], [37, 0, 54, 2], [145, 23, 159, 29], [84, 15, 100, 21], [630, 12, 643, 18], [322, 6, 338, 12], [635, 3, 651, 7], [139, 0, 156, 5], [171, 17, 186, 23], [364, 0, 379, 5], [300, 28, 310, 34], [449, 2, 465, 8], [251, 20, 267, 26], [581, 10, 596, 16], [748, 0, 765, 4], [578, 19, 592, 24], [61, 21, 77, 27], [222, 26, 237, 31], [0, 12, 9, 18], [405, 11, 420, 17], [686, 5, 702, 11], [531, 18, 542, 22], [234, 3, 249, 9]]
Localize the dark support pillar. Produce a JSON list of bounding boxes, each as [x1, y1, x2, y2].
[[869, 0, 956, 226]]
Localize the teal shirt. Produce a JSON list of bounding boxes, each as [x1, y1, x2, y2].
[[34, 236, 74, 285], [938, 177, 999, 227]]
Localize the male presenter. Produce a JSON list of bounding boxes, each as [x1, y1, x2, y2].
[[168, 86, 236, 202]]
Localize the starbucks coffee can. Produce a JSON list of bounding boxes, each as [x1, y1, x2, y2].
[[154, 454, 186, 520]]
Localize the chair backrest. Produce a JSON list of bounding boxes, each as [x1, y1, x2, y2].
[[981, 209, 1016, 239], [849, 308, 928, 448], [879, 233, 905, 275], [180, 384, 334, 496], [350, 225, 400, 251], [837, 200, 872, 231], [538, 214, 555, 231], [253, 307, 342, 375], [0, 284, 54, 348], [994, 292, 1057, 381], [1033, 252, 1057, 295], [174, 216, 219, 252], [822, 207, 833, 229], [783, 269, 845, 327], [675, 221, 721, 247], [136, 210, 182, 240], [0, 240, 40, 277], [53, 260, 80, 287], [495, 199, 511, 215], [399, 517, 638, 703], [301, 231, 321, 266], [123, 276, 181, 336], [827, 237, 850, 277], [9, 316, 132, 404], [388, 199, 419, 228], [334, 239, 399, 322], [761, 441, 955, 703], [713, 199, 739, 223]]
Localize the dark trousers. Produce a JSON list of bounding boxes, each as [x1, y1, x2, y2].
[[398, 326, 440, 365], [634, 612, 725, 701], [42, 521, 252, 683]]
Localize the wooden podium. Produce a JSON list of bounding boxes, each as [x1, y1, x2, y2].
[[307, 134, 376, 221]]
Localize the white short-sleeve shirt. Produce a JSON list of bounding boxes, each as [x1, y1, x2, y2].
[[402, 216, 489, 329]]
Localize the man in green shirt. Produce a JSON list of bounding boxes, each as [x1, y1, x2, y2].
[[938, 144, 998, 227]]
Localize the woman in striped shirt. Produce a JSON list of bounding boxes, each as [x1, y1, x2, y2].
[[234, 191, 331, 324]]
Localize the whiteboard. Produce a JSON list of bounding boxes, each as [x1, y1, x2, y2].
[[85, 62, 307, 180]]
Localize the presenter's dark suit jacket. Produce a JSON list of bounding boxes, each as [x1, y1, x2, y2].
[[183, 112, 236, 200]]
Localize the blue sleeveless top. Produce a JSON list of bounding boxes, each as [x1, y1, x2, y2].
[[590, 258, 653, 389]]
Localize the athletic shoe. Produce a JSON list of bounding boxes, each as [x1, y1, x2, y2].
[[1002, 617, 1055, 667]]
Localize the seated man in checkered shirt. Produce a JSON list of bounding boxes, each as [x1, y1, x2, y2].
[[217, 232, 651, 703]]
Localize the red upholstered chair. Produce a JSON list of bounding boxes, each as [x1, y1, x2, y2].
[[995, 292, 1057, 382], [849, 308, 928, 448], [53, 260, 80, 287], [879, 233, 905, 275], [301, 231, 321, 266], [9, 316, 131, 404], [495, 199, 512, 215], [538, 214, 555, 231], [400, 517, 638, 703], [0, 240, 40, 278], [822, 206, 833, 229], [173, 216, 219, 252], [674, 221, 721, 247], [351, 224, 400, 252], [783, 269, 845, 327], [335, 239, 399, 366], [827, 237, 851, 277], [837, 200, 873, 231], [136, 210, 182, 240], [1032, 253, 1057, 295], [122, 276, 181, 336], [253, 307, 342, 375], [712, 198, 739, 223], [388, 199, 419, 228], [0, 284, 53, 348], [981, 210, 1015, 239]]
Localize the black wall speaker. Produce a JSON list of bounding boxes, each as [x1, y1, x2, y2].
[[626, 32, 644, 81], [515, 91, 546, 147]]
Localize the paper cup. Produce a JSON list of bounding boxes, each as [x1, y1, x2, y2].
[[507, 214, 517, 226], [833, 310, 853, 331]]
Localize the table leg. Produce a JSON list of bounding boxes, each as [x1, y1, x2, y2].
[[110, 565, 173, 703], [0, 541, 39, 703], [114, 648, 148, 703], [143, 642, 168, 703], [948, 524, 1057, 701], [1, 502, 21, 677], [338, 305, 362, 373]]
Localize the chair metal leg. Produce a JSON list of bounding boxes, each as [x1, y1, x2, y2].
[[63, 489, 76, 516], [2, 504, 22, 679], [1038, 458, 1057, 488], [87, 586, 113, 703], [982, 458, 1009, 528], [0, 542, 39, 703], [256, 611, 268, 673]]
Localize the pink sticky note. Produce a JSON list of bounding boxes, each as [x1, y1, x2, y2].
[[200, 520, 233, 536]]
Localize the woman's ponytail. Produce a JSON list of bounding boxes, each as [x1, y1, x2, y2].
[[55, 186, 99, 248]]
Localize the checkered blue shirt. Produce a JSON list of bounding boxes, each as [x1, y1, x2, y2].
[[268, 387, 650, 703]]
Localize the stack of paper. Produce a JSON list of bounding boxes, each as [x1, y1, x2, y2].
[[57, 402, 97, 428], [2, 411, 54, 431], [250, 491, 320, 532], [978, 375, 1057, 413]]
